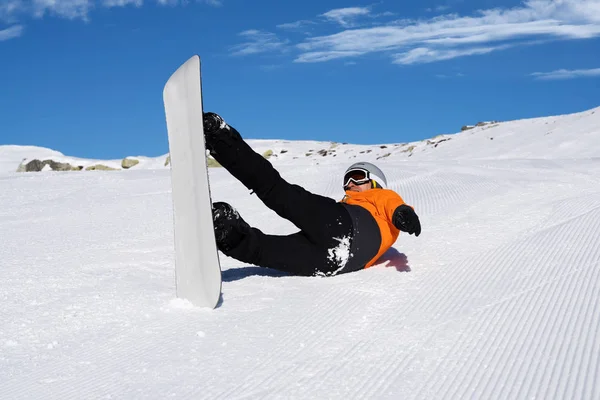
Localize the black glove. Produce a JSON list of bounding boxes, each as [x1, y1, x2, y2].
[[392, 205, 421, 236], [203, 112, 226, 134]]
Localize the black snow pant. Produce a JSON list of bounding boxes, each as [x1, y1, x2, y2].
[[208, 127, 368, 276]]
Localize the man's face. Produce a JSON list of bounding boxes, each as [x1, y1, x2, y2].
[[345, 181, 371, 192], [344, 169, 372, 192]]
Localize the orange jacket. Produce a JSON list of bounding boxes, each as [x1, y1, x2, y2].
[[340, 188, 409, 268]]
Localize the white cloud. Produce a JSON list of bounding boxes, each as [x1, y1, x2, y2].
[[230, 30, 289, 56], [277, 8, 390, 33], [28, 0, 95, 20], [0, 0, 24, 23], [0, 24, 23, 40], [531, 67, 600, 80], [103, 0, 143, 7], [0, 0, 221, 40], [271, 0, 600, 64], [0, 0, 221, 24], [392, 45, 509, 64], [295, 50, 365, 63], [426, 5, 451, 13], [320, 7, 371, 27], [277, 19, 315, 30], [435, 72, 465, 78]]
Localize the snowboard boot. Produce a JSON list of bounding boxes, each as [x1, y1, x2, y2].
[[202, 112, 243, 156], [212, 201, 250, 253]]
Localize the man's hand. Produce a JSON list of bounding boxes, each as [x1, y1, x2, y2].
[[203, 112, 227, 134], [392, 205, 421, 236]]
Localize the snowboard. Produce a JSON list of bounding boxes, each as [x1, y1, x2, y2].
[[163, 55, 222, 309]]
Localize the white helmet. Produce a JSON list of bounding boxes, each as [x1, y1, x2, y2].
[[343, 162, 387, 189]]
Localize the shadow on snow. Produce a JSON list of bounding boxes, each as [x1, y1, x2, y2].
[[221, 266, 291, 282], [221, 247, 411, 283]]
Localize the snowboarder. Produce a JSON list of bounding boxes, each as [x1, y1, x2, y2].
[[204, 112, 421, 276]]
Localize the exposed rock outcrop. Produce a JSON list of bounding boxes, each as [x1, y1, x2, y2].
[[85, 164, 118, 171], [121, 158, 139, 169], [18, 159, 81, 172]]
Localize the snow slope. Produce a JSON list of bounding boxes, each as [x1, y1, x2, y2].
[[3, 106, 598, 175], [1, 106, 600, 399]]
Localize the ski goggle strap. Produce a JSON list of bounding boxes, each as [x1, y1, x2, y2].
[[343, 168, 371, 188]]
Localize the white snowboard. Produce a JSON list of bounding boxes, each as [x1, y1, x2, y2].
[[163, 55, 222, 309]]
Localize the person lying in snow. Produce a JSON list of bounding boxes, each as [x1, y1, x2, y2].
[[203, 112, 421, 276]]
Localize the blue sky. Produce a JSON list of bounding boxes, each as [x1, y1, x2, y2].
[[1, 0, 599, 159]]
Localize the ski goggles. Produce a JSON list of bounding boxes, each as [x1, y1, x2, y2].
[[343, 168, 371, 189]]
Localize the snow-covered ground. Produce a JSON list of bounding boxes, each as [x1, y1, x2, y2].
[[1, 106, 599, 399]]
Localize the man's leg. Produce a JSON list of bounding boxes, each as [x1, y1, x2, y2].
[[224, 227, 336, 276], [204, 113, 352, 246], [213, 202, 356, 276]]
